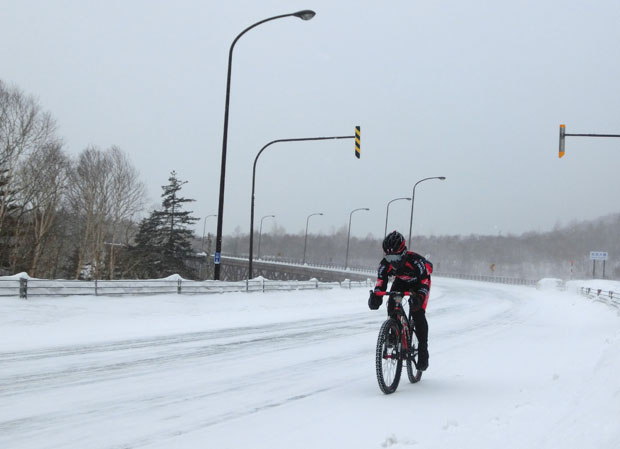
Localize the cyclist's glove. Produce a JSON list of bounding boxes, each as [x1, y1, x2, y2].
[[368, 291, 382, 310]]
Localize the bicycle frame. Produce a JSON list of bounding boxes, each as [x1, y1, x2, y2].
[[376, 291, 414, 360]]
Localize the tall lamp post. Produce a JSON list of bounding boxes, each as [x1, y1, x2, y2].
[[303, 212, 323, 265], [214, 10, 316, 280], [201, 214, 217, 252], [384, 197, 411, 238], [257, 214, 275, 261], [408, 176, 446, 247], [345, 207, 369, 269]]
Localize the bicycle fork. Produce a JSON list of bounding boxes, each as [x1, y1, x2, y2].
[[400, 317, 418, 362]]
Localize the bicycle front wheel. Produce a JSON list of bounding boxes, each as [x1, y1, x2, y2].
[[375, 318, 403, 394]]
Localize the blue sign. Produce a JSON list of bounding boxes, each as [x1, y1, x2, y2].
[[214, 252, 221, 264]]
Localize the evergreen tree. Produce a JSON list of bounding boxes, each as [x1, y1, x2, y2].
[[157, 171, 198, 265], [128, 171, 199, 279], [129, 213, 165, 278]]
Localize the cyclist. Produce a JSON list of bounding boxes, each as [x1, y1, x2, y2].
[[368, 230, 433, 371]]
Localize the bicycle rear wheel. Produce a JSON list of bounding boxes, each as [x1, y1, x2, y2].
[[375, 318, 403, 394]]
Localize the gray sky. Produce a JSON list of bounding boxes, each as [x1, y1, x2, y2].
[[2, 0, 620, 239]]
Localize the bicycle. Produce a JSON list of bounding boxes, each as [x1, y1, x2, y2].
[[373, 290, 423, 394]]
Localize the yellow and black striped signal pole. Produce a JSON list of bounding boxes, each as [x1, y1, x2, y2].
[[559, 124, 566, 158], [355, 126, 361, 159]]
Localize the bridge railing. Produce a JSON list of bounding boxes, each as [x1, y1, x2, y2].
[[579, 286, 620, 308], [223, 254, 375, 274], [435, 272, 537, 286], [222, 255, 539, 286]]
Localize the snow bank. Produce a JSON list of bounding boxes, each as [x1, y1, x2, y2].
[[566, 279, 620, 294], [0, 272, 33, 280]]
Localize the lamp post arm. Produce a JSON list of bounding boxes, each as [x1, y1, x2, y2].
[[223, 13, 309, 159]]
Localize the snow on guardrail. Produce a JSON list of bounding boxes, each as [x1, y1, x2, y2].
[[579, 286, 620, 309], [0, 273, 374, 299], [0, 269, 543, 299]]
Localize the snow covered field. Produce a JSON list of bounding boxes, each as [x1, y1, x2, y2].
[[1, 277, 619, 449]]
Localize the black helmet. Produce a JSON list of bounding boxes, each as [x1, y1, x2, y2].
[[383, 231, 406, 255]]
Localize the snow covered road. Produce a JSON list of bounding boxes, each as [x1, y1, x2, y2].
[[1, 278, 619, 448]]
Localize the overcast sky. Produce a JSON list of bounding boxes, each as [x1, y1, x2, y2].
[[2, 0, 620, 240]]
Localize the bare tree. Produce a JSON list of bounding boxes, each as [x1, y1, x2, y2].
[[66, 146, 146, 279], [15, 141, 70, 276], [0, 81, 57, 243], [106, 146, 146, 278], [67, 147, 112, 279]]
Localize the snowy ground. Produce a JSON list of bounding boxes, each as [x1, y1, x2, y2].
[[1, 277, 619, 449]]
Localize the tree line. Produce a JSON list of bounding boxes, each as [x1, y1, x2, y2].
[[224, 213, 620, 281], [0, 80, 201, 280]]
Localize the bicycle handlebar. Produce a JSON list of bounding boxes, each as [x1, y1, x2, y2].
[[372, 290, 412, 297]]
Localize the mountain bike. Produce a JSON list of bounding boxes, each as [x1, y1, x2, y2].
[[373, 291, 423, 394]]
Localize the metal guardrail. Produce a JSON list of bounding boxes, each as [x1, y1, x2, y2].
[[0, 277, 374, 299], [580, 286, 620, 308], [0, 270, 538, 299]]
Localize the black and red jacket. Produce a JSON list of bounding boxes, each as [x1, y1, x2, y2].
[[374, 251, 433, 309]]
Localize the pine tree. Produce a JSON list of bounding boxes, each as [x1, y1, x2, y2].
[[128, 171, 199, 279], [158, 171, 198, 266], [131, 213, 165, 278]]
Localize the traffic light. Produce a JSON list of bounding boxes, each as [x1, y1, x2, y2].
[[559, 124, 566, 158], [355, 126, 361, 159]]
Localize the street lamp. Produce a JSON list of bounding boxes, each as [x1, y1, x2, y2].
[[408, 176, 446, 247], [201, 214, 217, 252], [345, 207, 369, 269], [257, 214, 275, 261], [303, 212, 323, 265], [213, 10, 316, 280], [248, 132, 359, 279], [384, 197, 411, 238]]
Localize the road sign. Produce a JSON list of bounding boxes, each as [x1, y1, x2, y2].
[[590, 251, 608, 261]]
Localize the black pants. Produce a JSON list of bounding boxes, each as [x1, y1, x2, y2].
[[411, 309, 428, 355], [389, 279, 429, 355]]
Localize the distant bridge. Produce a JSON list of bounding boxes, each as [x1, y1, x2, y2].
[[212, 256, 538, 286], [217, 256, 375, 282]]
